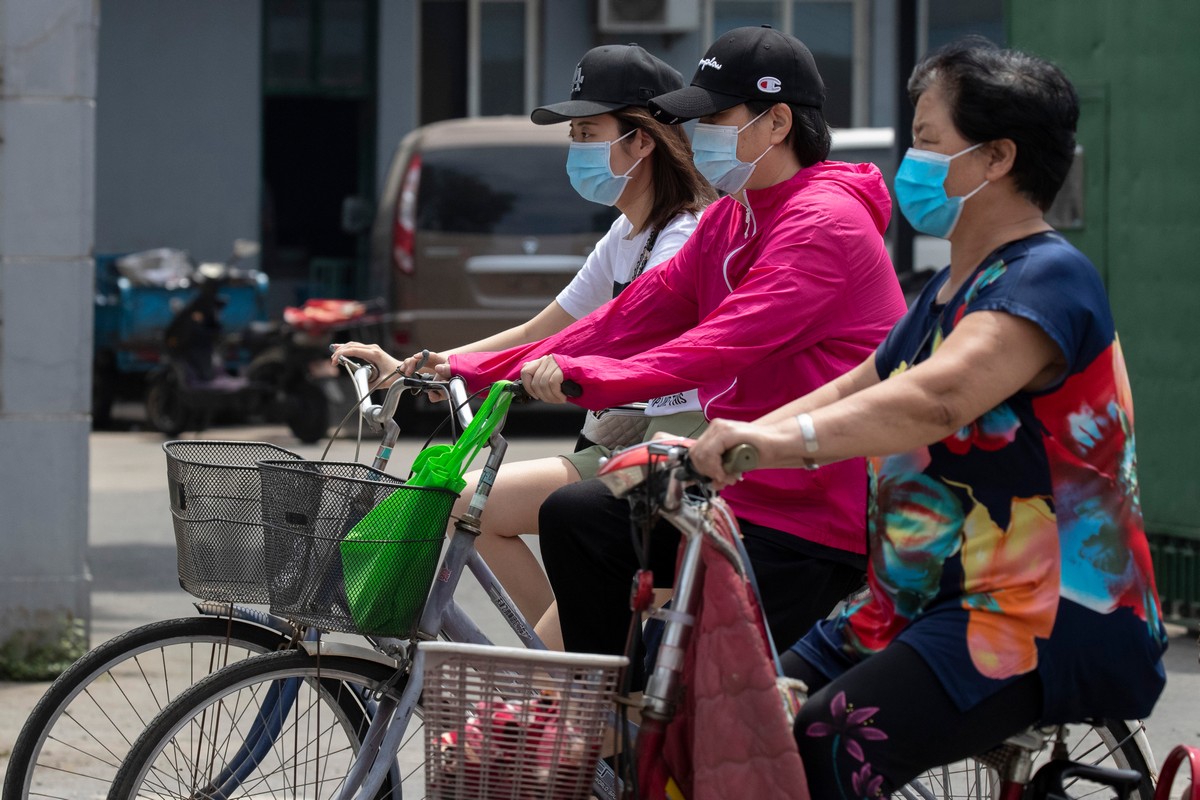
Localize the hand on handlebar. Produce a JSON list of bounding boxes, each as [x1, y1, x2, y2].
[[329, 342, 401, 388], [688, 418, 766, 489], [395, 350, 451, 400], [399, 349, 449, 378], [519, 355, 574, 404]]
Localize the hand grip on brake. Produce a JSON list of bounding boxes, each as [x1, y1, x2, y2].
[[721, 443, 759, 475], [328, 344, 375, 376]]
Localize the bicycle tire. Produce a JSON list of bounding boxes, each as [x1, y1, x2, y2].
[[107, 649, 414, 800], [3, 615, 292, 800], [900, 718, 1155, 800]]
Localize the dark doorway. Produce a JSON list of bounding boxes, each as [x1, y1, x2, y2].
[[262, 96, 367, 305], [261, 0, 377, 310]]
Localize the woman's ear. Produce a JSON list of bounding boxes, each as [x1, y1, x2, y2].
[[768, 103, 793, 145], [632, 128, 656, 158], [984, 138, 1018, 181]]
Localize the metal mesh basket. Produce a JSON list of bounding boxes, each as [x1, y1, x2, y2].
[[422, 641, 627, 800], [258, 459, 457, 636], [163, 440, 303, 603]]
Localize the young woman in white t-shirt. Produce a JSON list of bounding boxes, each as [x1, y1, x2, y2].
[[334, 45, 715, 640]]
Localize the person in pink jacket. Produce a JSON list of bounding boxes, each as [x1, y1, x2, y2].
[[447, 26, 908, 676]]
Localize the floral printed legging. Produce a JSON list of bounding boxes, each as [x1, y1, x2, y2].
[[781, 642, 1043, 798]]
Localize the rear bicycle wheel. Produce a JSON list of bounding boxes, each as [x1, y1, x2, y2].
[[107, 650, 418, 800], [900, 719, 1155, 800], [3, 615, 292, 800]]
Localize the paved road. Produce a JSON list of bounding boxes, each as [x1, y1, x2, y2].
[[2, 418, 1197, 786]]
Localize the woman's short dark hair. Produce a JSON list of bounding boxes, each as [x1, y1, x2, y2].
[[614, 107, 717, 231], [746, 101, 832, 168], [907, 37, 1079, 211]]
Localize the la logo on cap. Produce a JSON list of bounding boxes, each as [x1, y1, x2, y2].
[[572, 65, 584, 93], [757, 76, 782, 93]]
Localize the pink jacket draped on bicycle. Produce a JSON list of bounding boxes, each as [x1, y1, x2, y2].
[[449, 159, 907, 554]]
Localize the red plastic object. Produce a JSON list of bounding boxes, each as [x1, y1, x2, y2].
[[1155, 745, 1200, 800], [631, 569, 655, 612], [282, 298, 367, 333]]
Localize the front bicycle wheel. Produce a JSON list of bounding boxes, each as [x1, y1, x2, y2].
[[900, 719, 1155, 800], [107, 650, 419, 800], [3, 615, 292, 800]]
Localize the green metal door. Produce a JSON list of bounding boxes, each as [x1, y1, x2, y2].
[[1008, 0, 1200, 625]]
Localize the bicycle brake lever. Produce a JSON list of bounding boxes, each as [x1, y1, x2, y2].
[[413, 349, 430, 374]]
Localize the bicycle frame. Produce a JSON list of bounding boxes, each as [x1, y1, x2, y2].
[[162, 369, 550, 800], [267, 370, 556, 800]]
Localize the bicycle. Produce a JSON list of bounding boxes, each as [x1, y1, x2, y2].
[[561, 440, 1162, 800], [101, 395, 1168, 800], [4, 358, 447, 800], [102, 368, 602, 800]]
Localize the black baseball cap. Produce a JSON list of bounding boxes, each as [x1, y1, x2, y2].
[[649, 26, 826, 124], [531, 44, 684, 125]]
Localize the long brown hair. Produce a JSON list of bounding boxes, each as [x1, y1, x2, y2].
[[614, 106, 717, 232]]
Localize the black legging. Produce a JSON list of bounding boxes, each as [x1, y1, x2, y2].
[[538, 477, 866, 686], [782, 642, 1044, 797]]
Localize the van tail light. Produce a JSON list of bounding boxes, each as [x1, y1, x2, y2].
[[392, 155, 421, 275]]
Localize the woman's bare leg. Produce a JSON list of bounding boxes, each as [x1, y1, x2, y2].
[[534, 601, 564, 651], [454, 456, 581, 625]]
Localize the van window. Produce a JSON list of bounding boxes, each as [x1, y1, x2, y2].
[[416, 147, 617, 236]]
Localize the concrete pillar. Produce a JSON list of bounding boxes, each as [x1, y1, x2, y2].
[[0, 0, 97, 677]]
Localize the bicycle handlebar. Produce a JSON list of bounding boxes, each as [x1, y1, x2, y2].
[[330, 343, 582, 430], [721, 443, 758, 474]]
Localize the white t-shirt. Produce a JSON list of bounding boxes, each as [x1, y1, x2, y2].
[[556, 211, 698, 319], [556, 210, 702, 416]]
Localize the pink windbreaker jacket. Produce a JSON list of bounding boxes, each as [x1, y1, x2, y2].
[[450, 161, 906, 553]]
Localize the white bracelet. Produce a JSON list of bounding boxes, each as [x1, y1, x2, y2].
[[795, 413, 820, 453], [795, 413, 820, 470]]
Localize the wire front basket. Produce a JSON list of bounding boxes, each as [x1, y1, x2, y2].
[[258, 459, 457, 636], [164, 440, 303, 603], [422, 641, 627, 800]]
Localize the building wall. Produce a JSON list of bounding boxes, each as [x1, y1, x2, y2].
[[0, 0, 97, 667], [94, 0, 261, 263], [376, 0, 418, 193]]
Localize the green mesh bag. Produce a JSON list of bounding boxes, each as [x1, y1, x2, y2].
[[341, 382, 516, 634]]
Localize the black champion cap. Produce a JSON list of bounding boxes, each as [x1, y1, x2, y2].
[[649, 26, 826, 124], [531, 44, 684, 125]]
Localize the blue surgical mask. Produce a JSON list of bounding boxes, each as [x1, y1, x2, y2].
[[894, 144, 989, 238], [565, 129, 642, 206], [690, 108, 773, 195]]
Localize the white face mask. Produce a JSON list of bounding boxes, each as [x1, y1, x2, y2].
[[564, 128, 642, 206], [690, 108, 773, 194]]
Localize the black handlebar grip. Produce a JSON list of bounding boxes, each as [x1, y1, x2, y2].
[[721, 443, 759, 474], [561, 379, 582, 398]]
